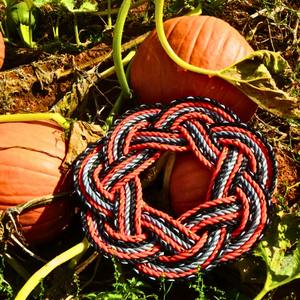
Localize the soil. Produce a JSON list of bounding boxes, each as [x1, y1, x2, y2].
[[0, 0, 300, 299]]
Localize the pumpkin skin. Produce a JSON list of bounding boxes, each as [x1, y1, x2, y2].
[[0, 31, 5, 69], [130, 15, 257, 123], [169, 152, 212, 218], [0, 120, 74, 245]]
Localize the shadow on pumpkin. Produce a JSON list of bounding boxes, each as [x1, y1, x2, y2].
[[0, 120, 78, 246]]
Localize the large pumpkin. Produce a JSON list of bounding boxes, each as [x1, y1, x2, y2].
[[169, 152, 212, 218], [130, 15, 257, 123], [0, 31, 5, 69], [0, 120, 74, 245]]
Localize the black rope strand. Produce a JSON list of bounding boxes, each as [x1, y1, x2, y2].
[[74, 96, 277, 281]]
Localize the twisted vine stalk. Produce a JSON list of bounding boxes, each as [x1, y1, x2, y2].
[[154, 0, 227, 79], [14, 238, 90, 300], [113, 0, 133, 99], [0, 113, 70, 130]]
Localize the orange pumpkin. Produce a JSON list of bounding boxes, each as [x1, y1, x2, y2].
[[0, 31, 5, 69], [169, 152, 212, 218], [0, 120, 74, 245], [130, 15, 257, 123]]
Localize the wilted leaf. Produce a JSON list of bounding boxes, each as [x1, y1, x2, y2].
[[51, 70, 92, 118], [220, 50, 300, 119], [62, 120, 105, 172]]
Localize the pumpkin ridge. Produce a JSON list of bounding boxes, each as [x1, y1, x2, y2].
[[192, 16, 213, 68], [186, 17, 205, 66], [25, 226, 69, 244], [234, 35, 249, 65], [172, 17, 199, 64], [20, 215, 72, 244], [166, 17, 184, 55], [211, 18, 233, 70], [20, 207, 72, 225], [166, 16, 182, 38], [1, 162, 62, 178]]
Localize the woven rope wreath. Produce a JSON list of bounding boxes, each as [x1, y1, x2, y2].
[[74, 96, 277, 280]]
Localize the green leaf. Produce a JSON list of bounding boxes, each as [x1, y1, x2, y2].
[[24, 0, 34, 9], [78, 1, 98, 12], [82, 294, 97, 300], [60, 0, 97, 12], [33, 0, 54, 7], [59, 0, 74, 11], [6, 2, 39, 29], [291, 238, 300, 279], [221, 50, 300, 119], [6, 0, 16, 7], [253, 210, 300, 300], [18, 23, 31, 45]]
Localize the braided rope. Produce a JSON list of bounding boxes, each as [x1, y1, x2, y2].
[[74, 96, 277, 280]]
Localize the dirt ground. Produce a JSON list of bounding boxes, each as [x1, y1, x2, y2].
[[0, 0, 300, 299]]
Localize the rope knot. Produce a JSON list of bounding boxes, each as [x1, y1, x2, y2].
[[74, 97, 277, 280]]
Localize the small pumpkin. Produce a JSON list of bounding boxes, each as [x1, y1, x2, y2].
[[0, 120, 74, 245], [0, 31, 5, 69], [130, 15, 257, 123], [169, 152, 212, 218]]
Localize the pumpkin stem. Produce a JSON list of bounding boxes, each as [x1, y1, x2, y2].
[[107, 0, 112, 29], [0, 113, 70, 130], [14, 237, 90, 300]]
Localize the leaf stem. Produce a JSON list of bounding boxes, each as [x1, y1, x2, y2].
[[113, 0, 132, 99], [101, 50, 136, 83], [107, 0, 112, 29], [253, 243, 273, 300], [284, 181, 300, 200], [52, 10, 60, 40], [0, 113, 70, 130], [73, 12, 81, 45], [104, 53, 134, 129], [14, 238, 90, 300], [24, 0, 34, 48], [154, 0, 217, 77], [143, 0, 151, 22], [28, 9, 33, 47]]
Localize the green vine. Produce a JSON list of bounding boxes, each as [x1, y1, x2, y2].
[[14, 238, 90, 300], [113, 0, 133, 99], [0, 113, 70, 130]]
